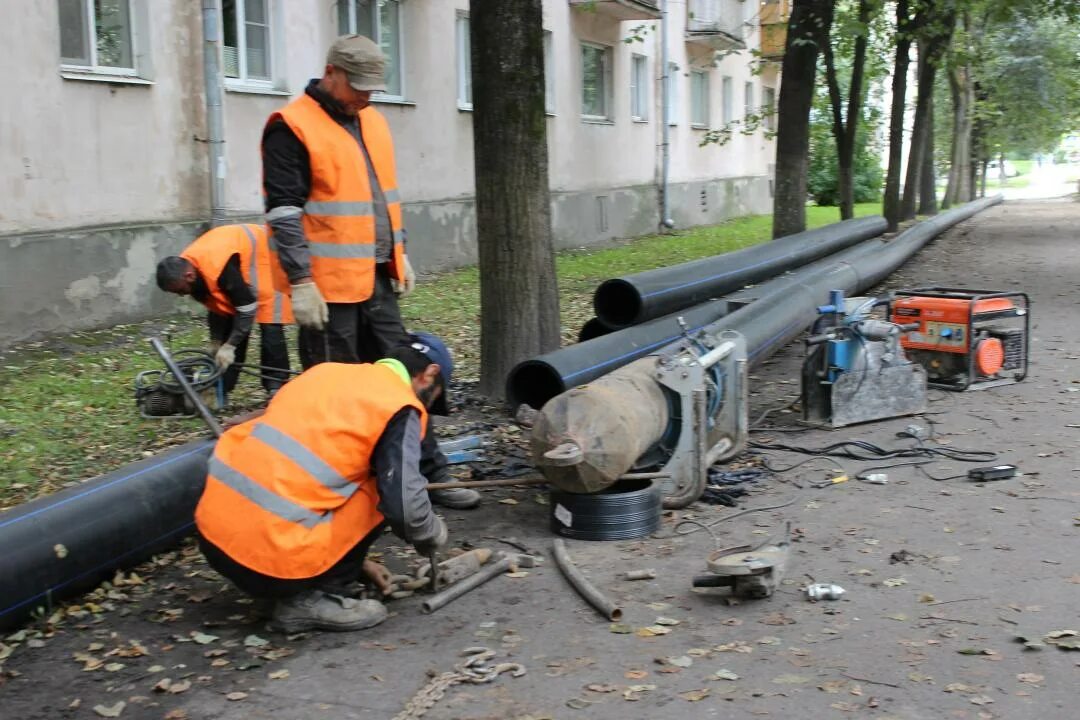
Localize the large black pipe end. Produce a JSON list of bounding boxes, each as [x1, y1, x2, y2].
[[505, 360, 567, 411], [578, 317, 616, 343], [594, 278, 643, 328]]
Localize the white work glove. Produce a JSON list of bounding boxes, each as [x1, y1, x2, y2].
[[413, 515, 448, 555], [392, 255, 417, 298], [214, 343, 236, 369], [290, 281, 329, 330]]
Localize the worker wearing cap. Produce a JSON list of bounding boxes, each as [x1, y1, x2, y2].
[[262, 34, 479, 510], [156, 223, 293, 398], [194, 341, 451, 632]]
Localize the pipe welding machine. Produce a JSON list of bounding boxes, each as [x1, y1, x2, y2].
[[133, 348, 226, 418], [801, 290, 928, 427], [889, 288, 1029, 390]]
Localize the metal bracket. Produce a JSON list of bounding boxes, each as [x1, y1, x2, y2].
[[652, 330, 748, 508]]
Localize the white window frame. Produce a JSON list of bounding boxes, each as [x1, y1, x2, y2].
[[456, 11, 471, 110], [763, 86, 777, 132], [744, 80, 754, 121], [721, 75, 733, 124], [580, 41, 613, 122], [630, 53, 648, 122], [690, 69, 709, 129], [338, 0, 407, 103], [666, 61, 679, 126], [59, 0, 150, 81], [544, 30, 555, 115], [221, 0, 279, 92]]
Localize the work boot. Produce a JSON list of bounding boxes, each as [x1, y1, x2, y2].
[[429, 482, 480, 510], [268, 590, 387, 633]]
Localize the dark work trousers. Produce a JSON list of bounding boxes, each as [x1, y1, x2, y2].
[[296, 263, 454, 485], [198, 523, 386, 599], [206, 314, 291, 394]]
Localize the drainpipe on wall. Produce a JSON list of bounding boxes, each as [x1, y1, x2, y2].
[[659, 0, 675, 229], [201, 0, 227, 227]]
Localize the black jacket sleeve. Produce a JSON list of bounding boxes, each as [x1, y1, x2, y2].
[[216, 254, 256, 346], [371, 407, 440, 544], [262, 120, 314, 283]]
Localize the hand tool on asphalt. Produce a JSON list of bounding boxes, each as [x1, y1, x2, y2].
[[420, 553, 537, 614], [800, 290, 928, 428], [890, 288, 1029, 391], [692, 525, 790, 599], [552, 538, 623, 621]]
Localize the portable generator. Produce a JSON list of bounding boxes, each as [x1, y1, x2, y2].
[[890, 288, 1029, 391], [133, 349, 225, 418]]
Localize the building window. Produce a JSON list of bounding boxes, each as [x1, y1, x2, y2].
[[581, 42, 612, 120], [721, 76, 733, 124], [666, 61, 678, 125], [630, 54, 648, 121], [456, 12, 471, 109], [744, 80, 754, 120], [690, 70, 709, 128], [58, 0, 135, 75], [763, 86, 776, 131], [338, 0, 404, 99], [223, 0, 273, 85], [544, 31, 555, 114]]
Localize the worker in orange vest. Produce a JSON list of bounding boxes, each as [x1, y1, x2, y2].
[[156, 224, 293, 397], [195, 337, 452, 633], [262, 34, 479, 510]]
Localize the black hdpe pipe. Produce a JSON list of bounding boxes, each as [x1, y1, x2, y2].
[[508, 198, 1000, 410], [593, 215, 888, 328], [577, 317, 616, 343], [0, 439, 213, 630], [532, 197, 1003, 493]]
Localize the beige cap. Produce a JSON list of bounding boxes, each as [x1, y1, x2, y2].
[[326, 34, 386, 92]]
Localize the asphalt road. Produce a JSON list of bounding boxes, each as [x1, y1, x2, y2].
[[1, 198, 1078, 720]]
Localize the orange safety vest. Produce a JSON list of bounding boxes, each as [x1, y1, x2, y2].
[[194, 363, 427, 579], [267, 95, 408, 303], [180, 224, 294, 325]]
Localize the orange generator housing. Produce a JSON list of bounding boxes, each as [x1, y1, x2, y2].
[[890, 288, 1029, 390]]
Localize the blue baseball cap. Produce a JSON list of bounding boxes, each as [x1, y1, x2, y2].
[[409, 331, 453, 415]]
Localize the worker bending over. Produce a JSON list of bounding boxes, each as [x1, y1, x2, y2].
[[156, 223, 292, 398], [194, 339, 451, 632]]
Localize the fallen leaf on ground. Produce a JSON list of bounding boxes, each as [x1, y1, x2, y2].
[[244, 635, 269, 647], [268, 669, 289, 680], [104, 663, 125, 672], [830, 702, 860, 712], [970, 695, 994, 706], [623, 684, 656, 701], [226, 692, 249, 701], [566, 698, 592, 709], [505, 571, 529, 578], [641, 626, 671, 636], [624, 670, 648, 680], [714, 669, 739, 681], [168, 679, 192, 694], [679, 688, 710, 702], [586, 684, 618, 693], [773, 674, 810, 685], [760, 612, 796, 626], [93, 702, 125, 718], [883, 578, 908, 587], [819, 680, 847, 693], [918, 593, 936, 603], [1017, 673, 1044, 684], [666, 656, 693, 668], [191, 632, 219, 645], [609, 623, 633, 634], [498, 498, 519, 506], [654, 617, 680, 626], [945, 683, 979, 694], [886, 613, 909, 622]]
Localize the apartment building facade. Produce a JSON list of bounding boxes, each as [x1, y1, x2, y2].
[[0, 0, 781, 344]]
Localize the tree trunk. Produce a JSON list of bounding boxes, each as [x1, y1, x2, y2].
[[883, 0, 913, 232], [772, 0, 836, 238], [945, 63, 973, 206], [471, 0, 560, 400], [823, 0, 873, 221], [918, 90, 937, 215]]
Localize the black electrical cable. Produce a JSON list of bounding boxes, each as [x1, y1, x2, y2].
[[670, 496, 799, 542], [748, 437, 995, 464]]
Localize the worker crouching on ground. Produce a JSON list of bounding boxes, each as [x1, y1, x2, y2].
[[193, 341, 451, 633], [156, 223, 293, 398], [261, 33, 479, 510]]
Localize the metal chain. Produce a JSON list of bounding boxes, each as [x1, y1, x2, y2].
[[394, 647, 526, 720]]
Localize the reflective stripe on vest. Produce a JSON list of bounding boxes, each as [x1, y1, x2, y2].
[[249, 423, 357, 499], [208, 456, 330, 529]]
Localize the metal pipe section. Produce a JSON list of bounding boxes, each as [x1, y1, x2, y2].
[[659, 0, 673, 229], [552, 539, 623, 621], [201, 0, 226, 227], [421, 554, 514, 614], [0, 440, 214, 631], [594, 216, 888, 328], [531, 197, 1001, 492]]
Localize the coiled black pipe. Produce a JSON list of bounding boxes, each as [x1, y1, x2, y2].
[[593, 216, 888, 328], [0, 440, 213, 630], [549, 479, 661, 541]]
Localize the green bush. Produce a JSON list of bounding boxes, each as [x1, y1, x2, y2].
[[807, 119, 884, 206]]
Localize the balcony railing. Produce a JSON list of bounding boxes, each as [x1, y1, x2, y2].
[[686, 0, 747, 51], [569, 0, 661, 21]]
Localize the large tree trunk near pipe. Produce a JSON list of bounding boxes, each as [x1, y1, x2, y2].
[[918, 91, 938, 216], [471, 0, 560, 399], [883, 0, 913, 232], [772, 0, 836, 239]]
